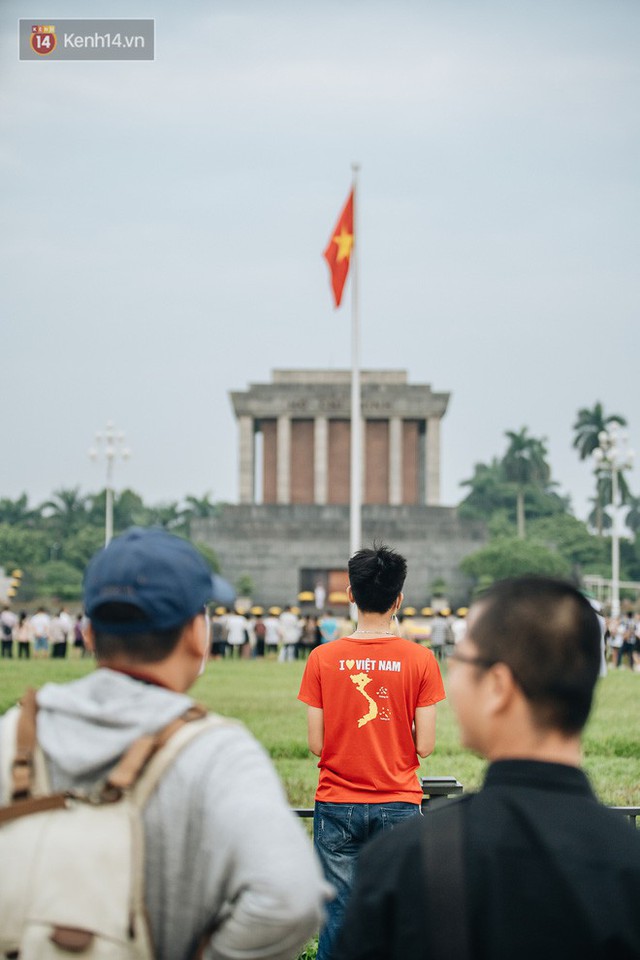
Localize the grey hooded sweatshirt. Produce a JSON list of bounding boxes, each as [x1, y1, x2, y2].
[[0, 669, 326, 960]]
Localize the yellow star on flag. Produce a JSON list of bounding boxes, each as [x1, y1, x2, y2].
[[333, 227, 353, 262]]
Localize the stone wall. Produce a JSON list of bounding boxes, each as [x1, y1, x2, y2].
[[193, 504, 487, 609]]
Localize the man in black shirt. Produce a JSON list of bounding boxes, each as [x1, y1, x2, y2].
[[338, 576, 640, 960]]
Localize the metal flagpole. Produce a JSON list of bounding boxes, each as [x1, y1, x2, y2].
[[349, 162, 362, 565]]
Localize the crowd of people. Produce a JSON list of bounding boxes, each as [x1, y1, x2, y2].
[[605, 612, 640, 670], [0, 604, 88, 658], [3, 598, 639, 673], [209, 607, 353, 661]]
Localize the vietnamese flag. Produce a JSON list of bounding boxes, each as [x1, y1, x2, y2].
[[323, 190, 354, 308]]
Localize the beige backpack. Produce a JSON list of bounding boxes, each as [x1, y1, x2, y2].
[[0, 689, 226, 959]]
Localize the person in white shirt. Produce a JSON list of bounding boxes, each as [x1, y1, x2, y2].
[[450, 609, 468, 646], [30, 607, 51, 658], [0, 606, 18, 657], [49, 610, 70, 659], [264, 612, 281, 655], [278, 607, 301, 662], [226, 610, 248, 659]]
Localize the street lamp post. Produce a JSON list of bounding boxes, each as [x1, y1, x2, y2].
[[89, 421, 131, 546], [593, 424, 633, 619]]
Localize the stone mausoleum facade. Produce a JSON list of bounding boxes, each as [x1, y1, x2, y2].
[[194, 370, 486, 607]]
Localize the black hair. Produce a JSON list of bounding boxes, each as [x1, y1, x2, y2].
[[348, 543, 407, 614], [470, 576, 601, 734], [90, 602, 183, 664]]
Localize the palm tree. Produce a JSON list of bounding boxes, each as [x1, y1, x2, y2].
[[624, 494, 640, 536], [179, 493, 218, 536], [573, 403, 627, 535], [502, 428, 551, 539], [0, 494, 39, 527], [41, 487, 88, 537], [182, 493, 217, 518], [146, 502, 183, 531], [587, 494, 612, 534], [459, 458, 521, 524], [572, 402, 627, 460]]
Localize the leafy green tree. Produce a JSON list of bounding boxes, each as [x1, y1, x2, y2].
[[459, 459, 514, 521], [236, 573, 254, 596], [625, 495, 640, 536], [0, 487, 233, 601], [527, 515, 606, 572], [145, 502, 184, 532], [62, 527, 106, 571], [0, 524, 50, 570], [0, 494, 40, 527], [460, 453, 566, 531], [460, 537, 571, 583], [430, 578, 447, 598], [41, 487, 88, 537], [32, 561, 83, 603], [502, 428, 552, 539], [88, 488, 149, 532]]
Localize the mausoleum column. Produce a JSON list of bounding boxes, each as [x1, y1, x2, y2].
[[426, 416, 441, 505], [277, 414, 291, 504], [361, 417, 367, 499], [314, 416, 328, 505], [389, 416, 402, 505], [238, 415, 255, 504]]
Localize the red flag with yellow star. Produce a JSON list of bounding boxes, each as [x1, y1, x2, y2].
[[323, 190, 354, 308]]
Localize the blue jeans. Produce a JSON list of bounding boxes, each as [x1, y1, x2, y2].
[[314, 800, 421, 960]]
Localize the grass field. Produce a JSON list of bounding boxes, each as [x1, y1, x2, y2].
[[1, 655, 639, 805], [1, 655, 637, 960]]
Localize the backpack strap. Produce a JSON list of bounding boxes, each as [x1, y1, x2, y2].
[[102, 704, 209, 797], [422, 797, 471, 960], [129, 712, 232, 810], [3, 692, 230, 810], [12, 688, 38, 800], [0, 690, 59, 821]]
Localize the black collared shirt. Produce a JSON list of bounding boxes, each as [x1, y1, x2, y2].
[[338, 760, 640, 960]]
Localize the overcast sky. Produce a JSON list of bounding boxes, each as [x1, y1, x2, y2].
[[2, 0, 638, 522]]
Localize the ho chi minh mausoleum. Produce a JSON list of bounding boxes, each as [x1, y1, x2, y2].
[[193, 370, 487, 607]]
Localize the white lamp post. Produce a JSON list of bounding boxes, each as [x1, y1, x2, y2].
[[592, 424, 633, 619], [89, 421, 131, 546]]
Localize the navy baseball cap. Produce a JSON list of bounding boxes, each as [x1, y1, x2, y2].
[[84, 527, 215, 634]]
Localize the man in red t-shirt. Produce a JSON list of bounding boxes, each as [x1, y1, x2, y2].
[[298, 544, 445, 960]]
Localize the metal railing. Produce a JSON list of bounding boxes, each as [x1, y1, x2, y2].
[[294, 776, 463, 818], [295, 779, 639, 827]]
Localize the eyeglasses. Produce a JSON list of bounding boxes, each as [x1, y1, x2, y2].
[[448, 651, 497, 670]]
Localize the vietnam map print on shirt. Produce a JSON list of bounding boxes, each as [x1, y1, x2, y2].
[[342, 656, 398, 727]]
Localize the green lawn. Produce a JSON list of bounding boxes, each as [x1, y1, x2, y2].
[[1, 655, 638, 805], [1, 655, 637, 960]]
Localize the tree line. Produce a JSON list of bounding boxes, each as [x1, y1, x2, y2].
[[0, 490, 220, 603], [458, 401, 640, 593]]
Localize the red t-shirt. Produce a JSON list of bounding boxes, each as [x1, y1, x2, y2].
[[298, 635, 445, 803]]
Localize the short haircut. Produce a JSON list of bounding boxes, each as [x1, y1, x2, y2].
[[470, 577, 601, 734], [91, 602, 184, 664], [348, 543, 407, 614]]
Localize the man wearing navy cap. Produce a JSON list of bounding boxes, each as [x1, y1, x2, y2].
[[0, 528, 325, 960]]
